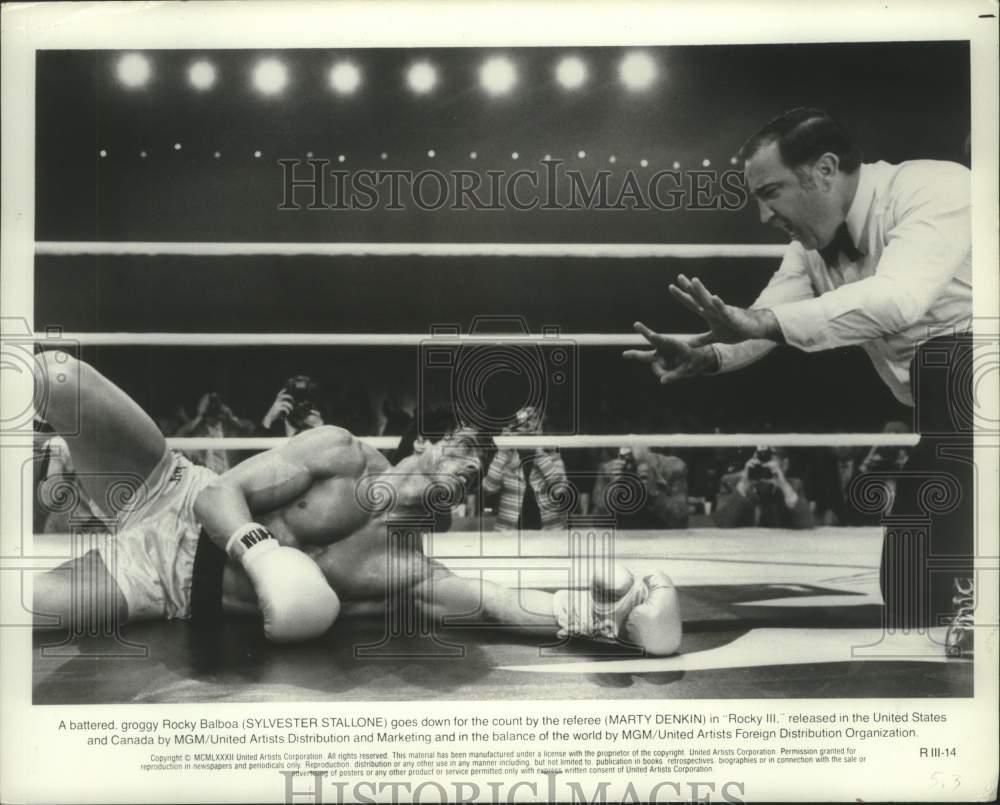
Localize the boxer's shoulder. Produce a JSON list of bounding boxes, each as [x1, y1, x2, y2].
[[280, 426, 367, 477]]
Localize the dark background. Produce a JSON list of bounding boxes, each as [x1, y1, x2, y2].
[[34, 43, 970, 434]]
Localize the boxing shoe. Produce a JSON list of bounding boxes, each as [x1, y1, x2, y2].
[[944, 576, 974, 658]]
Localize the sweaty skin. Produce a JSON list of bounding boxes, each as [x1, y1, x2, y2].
[[193, 426, 558, 628]]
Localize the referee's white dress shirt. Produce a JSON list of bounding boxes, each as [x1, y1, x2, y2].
[[713, 160, 972, 405]]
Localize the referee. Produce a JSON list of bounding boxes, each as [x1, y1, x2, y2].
[[626, 108, 973, 653]]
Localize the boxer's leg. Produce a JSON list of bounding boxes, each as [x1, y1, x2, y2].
[[33, 550, 128, 629], [35, 350, 167, 518]]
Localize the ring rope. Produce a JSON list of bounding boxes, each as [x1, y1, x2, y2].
[[36, 241, 786, 259], [168, 433, 920, 451], [37, 332, 660, 346]]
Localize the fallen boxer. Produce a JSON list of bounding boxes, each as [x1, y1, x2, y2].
[[32, 351, 681, 655]]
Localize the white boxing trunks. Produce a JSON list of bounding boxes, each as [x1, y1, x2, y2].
[[95, 451, 217, 621]]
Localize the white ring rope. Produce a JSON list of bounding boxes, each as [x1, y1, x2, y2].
[[168, 433, 920, 451], [36, 241, 786, 259], [39, 332, 657, 346]]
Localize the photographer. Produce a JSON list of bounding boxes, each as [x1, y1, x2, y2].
[[481, 405, 568, 532], [811, 421, 910, 526], [593, 445, 689, 529], [175, 391, 256, 474], [259, 375, 325, 437], [714, 446, 814, 529]]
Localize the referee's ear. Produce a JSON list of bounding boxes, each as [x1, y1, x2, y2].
[[814, 152, 841, 184]]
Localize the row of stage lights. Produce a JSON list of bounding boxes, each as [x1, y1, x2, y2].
[[97, 145, 739, 170], [114, 51, 662, 96]]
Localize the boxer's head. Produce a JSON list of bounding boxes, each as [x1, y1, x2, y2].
[[740, 108, 861, 250], [423, 427, 495, 487], [393, 403, 495, 486]]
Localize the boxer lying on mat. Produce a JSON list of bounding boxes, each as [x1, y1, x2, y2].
[[31, 352, 680, 655]]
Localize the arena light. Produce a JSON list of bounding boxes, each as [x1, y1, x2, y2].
[[116, 53, 151, 89], [555, 56, 587, 90], [188, 60, 217, 91], [253, 58, 288, 95], [407, 61, 437, 94], [619, 51, 657, 91], [329, 61, 361, 95], [480, 56, 516, 95]]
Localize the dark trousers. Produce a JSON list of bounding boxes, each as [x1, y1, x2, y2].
[[880, 333, 974, 629]]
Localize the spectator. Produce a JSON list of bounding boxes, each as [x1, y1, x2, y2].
[[260, 375, 325, 437], [688, 445, 735, 513], [811, 420, 910, 526], [481, 405, 568, 532], [560, 446, 601, 517], [714, 446, 814, 529], [593, 445, 689, 529], [380, 395, 414, 437], [176, 392, 255, 474]]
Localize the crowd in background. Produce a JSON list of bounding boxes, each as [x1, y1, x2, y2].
[[32, 370, 909, 533]]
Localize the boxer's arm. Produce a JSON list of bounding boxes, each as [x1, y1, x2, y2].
[[413, 563, 558, 633], [194, 427, 359, 641], [414, 563, 681, 655], [194, 426, 360, 551]]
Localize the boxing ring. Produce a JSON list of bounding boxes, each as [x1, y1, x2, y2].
[[30, 240, 969, 703]]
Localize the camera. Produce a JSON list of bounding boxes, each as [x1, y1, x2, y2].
[[418, 316, 578, 437], [619, 447, 638, 476], [747, 447, 774, 481], [284, 375, 320, 429], [204, 392, 224, 418]]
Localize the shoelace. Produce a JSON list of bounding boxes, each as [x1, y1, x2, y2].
[[950, 593, 975, 627], [951, 578, 974, 623]]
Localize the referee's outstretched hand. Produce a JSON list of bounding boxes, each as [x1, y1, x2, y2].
[[623, 322, 718, 385], [668, 274, 781, 346]]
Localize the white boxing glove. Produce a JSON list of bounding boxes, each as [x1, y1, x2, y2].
[[227, 524, 340, 643], [553, 566, 681, 656]]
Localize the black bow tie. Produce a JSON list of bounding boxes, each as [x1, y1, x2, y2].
[[818, 223, 863, 268]]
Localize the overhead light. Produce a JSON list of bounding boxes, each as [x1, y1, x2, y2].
[[407, 61, 437, 94], [480, 56, 516, 95], [619, 51, 657, 91], [253, 58, 288, 95], [329, 62, 361, 95], [188, 60, 217, 91], [555, 56, 587, 90], [116, 53, 151, 89]]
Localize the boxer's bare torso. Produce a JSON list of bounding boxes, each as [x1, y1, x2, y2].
[[199, 427, 463, 613]]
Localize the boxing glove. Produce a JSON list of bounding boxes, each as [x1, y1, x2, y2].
[[553, 566, 681, 656], [227, 524, 340, 643]]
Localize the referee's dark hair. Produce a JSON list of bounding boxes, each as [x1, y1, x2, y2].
[[739, 108, 862, 174]]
